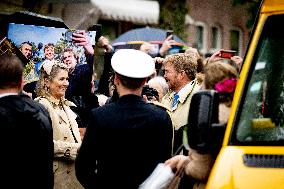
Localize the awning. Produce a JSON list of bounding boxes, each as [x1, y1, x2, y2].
[[91, 0, 159, 25]]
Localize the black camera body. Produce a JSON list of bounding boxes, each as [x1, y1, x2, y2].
[[142, 85, 159, 101]]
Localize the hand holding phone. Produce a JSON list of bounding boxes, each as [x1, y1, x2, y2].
[[220, 50, 236, 59], [88, 24, 102, 42], [166, 30, 173, 40]]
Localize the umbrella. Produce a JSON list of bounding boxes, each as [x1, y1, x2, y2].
[[112, 27, 185, 45], [112, 27, 187, 54]]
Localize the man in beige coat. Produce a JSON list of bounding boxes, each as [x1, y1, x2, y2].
[[161, 53, 201, 154]]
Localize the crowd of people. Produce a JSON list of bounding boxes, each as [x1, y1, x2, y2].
[[0, 27, 242, 189]]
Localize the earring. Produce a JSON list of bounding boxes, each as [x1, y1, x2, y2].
[[44, 84, 50, 94]]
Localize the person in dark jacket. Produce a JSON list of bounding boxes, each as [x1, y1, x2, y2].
[[0, 53, 54, 189], [75, 49, 173, 189], [63, 32, 115, 129]]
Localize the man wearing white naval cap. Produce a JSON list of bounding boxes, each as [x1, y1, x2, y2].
[[75, 49, 173, 189]]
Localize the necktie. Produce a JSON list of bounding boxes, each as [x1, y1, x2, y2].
[[172, 93, 179, 108]]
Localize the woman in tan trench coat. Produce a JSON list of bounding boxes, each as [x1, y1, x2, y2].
[[35, 61, 83, 189]]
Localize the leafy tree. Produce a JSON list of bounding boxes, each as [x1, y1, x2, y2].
[[232, 0, 262, 28], [159, 0, 188, 40]]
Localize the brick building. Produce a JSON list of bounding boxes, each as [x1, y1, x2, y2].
[[186, 0, 251, 57], [0, 0, 251, 57]]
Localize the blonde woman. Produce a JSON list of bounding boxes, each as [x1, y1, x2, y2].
[[35, 61, 83, 189]]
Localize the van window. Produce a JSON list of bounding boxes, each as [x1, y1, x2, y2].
[[234, 14, 284, 145]]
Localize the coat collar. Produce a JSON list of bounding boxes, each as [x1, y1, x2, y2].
[[45, 95, 76, 108], [168, 79, 198, 111], [169, 79, 197, 104], [178, 79, 197, 103]]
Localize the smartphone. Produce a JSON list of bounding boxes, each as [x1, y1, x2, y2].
[[87, 31, 96, 46], [89, 24, 102, 42], [220, 50, 236, 59], [166, 30, 173, 40]]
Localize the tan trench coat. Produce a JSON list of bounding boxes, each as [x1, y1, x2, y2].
[[35, 96, 83, 189], [161, 79, 201, 131]]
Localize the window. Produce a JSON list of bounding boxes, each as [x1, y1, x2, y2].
[[230, 28, 243, 56], [233, 14, 284, 145], [211, 26, 221, 52], [195, 22, 207, 54]]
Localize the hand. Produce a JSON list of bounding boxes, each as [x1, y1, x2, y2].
[[231, 55, 243, 70], [154, 57, 165, 64], [159, 35, 177, 57], [72, 31, 94, 55], [164, 155, 190, 172], [142, 95, 149, 102], [207, 49, 223, 63], [97, 36, 113, 53], [153, 57, 164, 70], [139, 42, 153, 54]]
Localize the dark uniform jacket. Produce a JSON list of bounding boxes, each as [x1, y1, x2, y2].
[[75, 94, 173, 189], [0, 93, 54, 189], [66, 59, 99, 128]]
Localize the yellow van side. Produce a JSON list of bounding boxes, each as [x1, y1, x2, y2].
[[206, 0, 284, 188]]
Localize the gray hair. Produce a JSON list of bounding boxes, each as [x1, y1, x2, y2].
[[147, 76, 169, 96]]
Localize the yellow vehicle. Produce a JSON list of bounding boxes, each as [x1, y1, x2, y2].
[[187, 0, 284, 188]]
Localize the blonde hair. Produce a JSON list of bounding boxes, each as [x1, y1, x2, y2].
[[204, 61, 238, 106], [164, 53, 197, 80]]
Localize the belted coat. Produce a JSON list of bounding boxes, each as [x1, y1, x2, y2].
[[35, 95, 83, 189]]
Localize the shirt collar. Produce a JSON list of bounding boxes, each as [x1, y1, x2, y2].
[[176, 79, 196, 103]]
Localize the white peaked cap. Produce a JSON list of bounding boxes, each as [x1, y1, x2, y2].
[[111, 49, 155, 78]]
